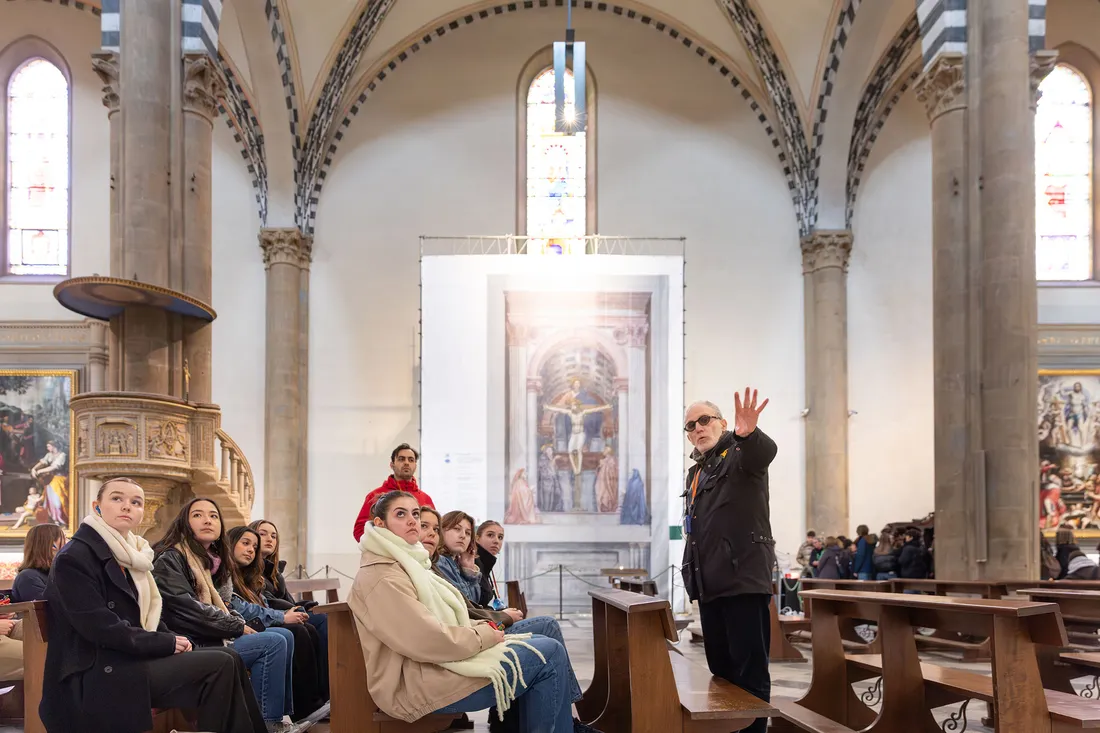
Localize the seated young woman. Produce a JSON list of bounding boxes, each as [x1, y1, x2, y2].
[[152, 497, 296, 732], [427, 510, 582, 705], [42, 478, 265, 733], [227, 525, 329, 719], [420, 508, 512, 628], [12, 523, 67, 602], [247, 519, 329, 651], [474, 520, 504, 607], [351, 490, 581, 732]]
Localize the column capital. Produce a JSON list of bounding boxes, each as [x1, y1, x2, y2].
[[259, 227, 310, 270], [91, 51, 120, 114], [800, 230, 852, 274], [1030, 50, 1060, 110], [914, 53, 965, 122], [182, 53, 224, 121], [526, 377, 543, 393]]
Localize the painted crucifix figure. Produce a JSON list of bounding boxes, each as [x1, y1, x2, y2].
[[544, 399, 612, 478]]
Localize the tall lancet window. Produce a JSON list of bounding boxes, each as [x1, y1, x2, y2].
[[526, 67, 587, 255], [6, 57, 69, 276], [1036, 63, 1092, 281]]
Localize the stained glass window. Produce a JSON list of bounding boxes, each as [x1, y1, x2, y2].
[[7, 58, 69, 276], [1036, 64, 1092, 281], [526, 67, 586, 255]]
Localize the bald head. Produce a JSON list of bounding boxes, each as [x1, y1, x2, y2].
[[684, 400, 727, 452]]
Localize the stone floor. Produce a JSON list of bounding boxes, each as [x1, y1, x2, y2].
[[311, 612, 1017, 732]]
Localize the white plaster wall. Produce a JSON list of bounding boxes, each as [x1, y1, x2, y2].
[[311, 10, 806, 580], [849, 92, 935, 537], [0, 2, 108, 319], [211, 120, 266, 511]]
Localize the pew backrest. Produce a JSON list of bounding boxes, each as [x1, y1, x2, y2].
[[285, 577, 340, 603], [505, 580, 528, 618]]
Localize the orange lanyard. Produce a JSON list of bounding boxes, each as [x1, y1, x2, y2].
[[690, 470, 701, 503]]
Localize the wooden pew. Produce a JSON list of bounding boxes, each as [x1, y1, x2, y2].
[[619, 579, 658, 596], [1016, 588, 1100, 693], [774, 589, 1097, 733], [890, 578, 1015, 661], [794, 579, 890, 654], [579, 587, 778, 732], [285, 577, 340, 604], [505, 580, 528, 618], [314, 601, 459, 733]]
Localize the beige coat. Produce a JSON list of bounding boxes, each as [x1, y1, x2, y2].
[[348, 551, 501, 722]]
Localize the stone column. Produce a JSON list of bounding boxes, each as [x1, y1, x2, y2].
[[801, 231, 852, 536], [507, 324, 528, 481], [297, 240, 312, 569], [91, 52, 122, 392], [180, 54, 222, 404], [261, 228, 309, 569], [614, 377, 629, 507], [975, 1, 1042, 578], [916, 54, 974, 579]]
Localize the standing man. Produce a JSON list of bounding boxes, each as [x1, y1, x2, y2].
[[352, 443, 435, 542], [682, 389, 776, 732]]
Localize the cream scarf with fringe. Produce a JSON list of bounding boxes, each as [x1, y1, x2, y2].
[[83, 513, 163, 631], [359, 525, 545, 717]]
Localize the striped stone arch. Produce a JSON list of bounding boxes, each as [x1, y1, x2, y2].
[[810, 0, 861, 224], [182, 0, 223, 56], [217, 54, 268, 224], [916, 0, 966, 68], [302, 0, 788, 236], [717, 0, 814, 234], [845, 13, 921, 225], [264, 0, 300, 164], [296, 0, 396, 232]]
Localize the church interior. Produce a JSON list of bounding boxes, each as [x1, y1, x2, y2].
[[1, 0, 1099, 730]]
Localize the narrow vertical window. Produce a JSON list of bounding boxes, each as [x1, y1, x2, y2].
[[526, 67, 586, 255], [1036, 63, 1092, 281], [7, 58, 69, 276]]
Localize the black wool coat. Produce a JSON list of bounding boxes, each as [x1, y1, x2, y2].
[[41, 524, 178, 733], [681, 429, 778, 602]]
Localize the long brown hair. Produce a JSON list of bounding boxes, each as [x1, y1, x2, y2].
[[248, 519, 281, 584], [226, 526, 266, 605], [152, 497, 232, 587], [434, 510, 477, 563], [19, 524, 66, 573]]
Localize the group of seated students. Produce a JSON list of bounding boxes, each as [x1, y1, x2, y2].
[[353, 489, 594, 733], [14, 477, 329, 733]]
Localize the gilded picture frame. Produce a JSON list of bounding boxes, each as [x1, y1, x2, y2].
[[0, 369, 78, 539]]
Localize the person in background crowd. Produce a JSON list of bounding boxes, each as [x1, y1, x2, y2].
[[12, 523, 67, 602], [872, 531, 900, 580], [227, 526, 329, 721], [352, 444, 435, 542], [795, 530, 816, 574], [1055, 527, 1100, 580], [1041, 534, 1060, 580], [852, 525, 874, 581], [681, 391, 777, 733], [249, 519, 329, 653], [152, 498, 295, 732], [808, 536, 824, 575], [475, 520, 504, 607], [433, 511, 484, 604], [42, 478, 264, 733], [351, 491, 587, 732], [898, 528, 930, 580], [814, 537, 849, 580]]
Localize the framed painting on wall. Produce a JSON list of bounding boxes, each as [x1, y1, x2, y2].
[[1039, 370, 1100, 537], [0, 369, 78, 539]]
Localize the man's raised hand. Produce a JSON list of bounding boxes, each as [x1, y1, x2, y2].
[[733, 387, 769, 437]]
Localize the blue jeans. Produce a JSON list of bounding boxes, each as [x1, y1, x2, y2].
[[875, 572, 897, 581], [434, 636, 573, 733], [232, 627, 294, 721], [507, 616, 582, 703], [857, 572, 872, 581]]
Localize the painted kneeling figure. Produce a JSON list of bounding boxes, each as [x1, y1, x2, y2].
[[350, 491, 589, 733]]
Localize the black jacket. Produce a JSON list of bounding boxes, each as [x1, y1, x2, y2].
[[872, 549, 899, 574], [475, 544, 498, 607], [814, 546, 849, 579], [11, 567, 48, 603], [1056, 544, 1100, 580], [261, 558, 297, 611], [898, 539, 929, 579], [681, 429, 778, 601], [41, 524, 177, 733], [152, 547, 244, 646]]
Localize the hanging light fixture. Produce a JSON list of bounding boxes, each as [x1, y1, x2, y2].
[[553, 2, 586, 133]]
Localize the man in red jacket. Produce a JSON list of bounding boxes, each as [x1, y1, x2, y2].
[[352, 443, 435, 541]]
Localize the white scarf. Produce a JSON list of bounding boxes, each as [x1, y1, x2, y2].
[[359, 525, 545, 717], [83, 513, 163, 631]]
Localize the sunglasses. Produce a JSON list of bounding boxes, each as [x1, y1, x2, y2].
[[684, 415, 721, 432]]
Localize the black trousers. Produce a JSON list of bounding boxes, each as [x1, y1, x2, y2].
[[145, 646, 266, 733], [698, 594, 771, 733], [285, 621, 328, 719]]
